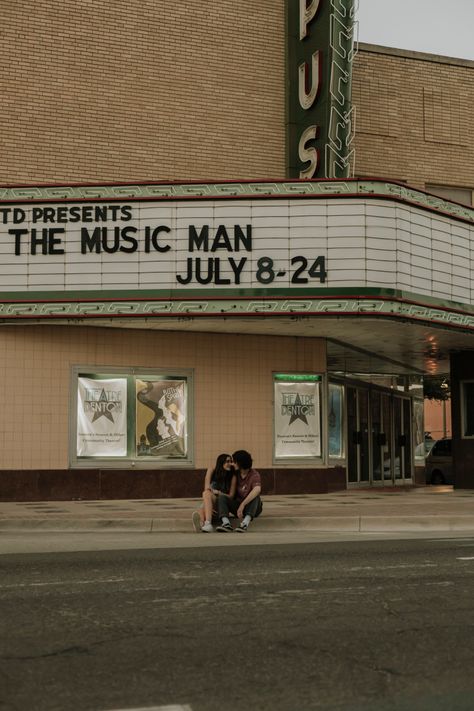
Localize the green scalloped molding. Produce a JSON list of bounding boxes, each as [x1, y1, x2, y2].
[[1, 294, 474, 332], [0, 180, 472, 224]]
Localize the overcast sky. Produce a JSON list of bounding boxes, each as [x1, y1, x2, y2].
[[358, 0, 474, 61]]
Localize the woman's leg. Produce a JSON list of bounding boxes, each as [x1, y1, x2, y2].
[[202, 489, 215, 523]]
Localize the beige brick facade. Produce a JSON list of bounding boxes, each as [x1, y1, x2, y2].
[[353, 45, 474, 196], [1, 4, 472, 196], [0, 0, 285, 184]]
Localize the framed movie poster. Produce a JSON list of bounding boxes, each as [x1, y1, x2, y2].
[[77, 377, 128, 457], [136, 378, 187, 458], [273, 374, 322, 460]]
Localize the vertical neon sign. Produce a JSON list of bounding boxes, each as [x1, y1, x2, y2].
[[286, 0, 356, 179]]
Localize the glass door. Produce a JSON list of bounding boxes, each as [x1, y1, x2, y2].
[[381, 393, 393, 484], [359, 389, 370, 482], [346, 386, 370, 484], [346, 387, 413, 486], [393, 396, 413, 482], [371, 390, 382, 482], [402, 399, 413, 481], [347, 387, 359, 483]]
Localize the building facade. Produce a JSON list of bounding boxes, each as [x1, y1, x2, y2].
[[0, 1, 473, 500]]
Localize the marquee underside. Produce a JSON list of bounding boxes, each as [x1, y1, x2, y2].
[[4, 312, 468, 375]]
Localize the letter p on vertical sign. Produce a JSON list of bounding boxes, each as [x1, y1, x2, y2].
[[300, 0, 321, 39]]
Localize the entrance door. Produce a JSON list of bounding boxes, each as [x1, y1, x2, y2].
[[393, 395, 413, 483], [346, 387, 413, 486], [346, 386, 369, 484], [381, 392, 393, 483]]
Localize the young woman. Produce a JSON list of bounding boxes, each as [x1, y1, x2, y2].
[[192, 453, 237, 532]]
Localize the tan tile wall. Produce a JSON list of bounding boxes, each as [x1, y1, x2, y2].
[[0, 326, 325, 470], [0, 0, 285, 184], [353, 48, 474, 192]]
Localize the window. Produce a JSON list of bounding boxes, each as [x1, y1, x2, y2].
[[71, 367, 193, 467], [432, 439, 452, 456]]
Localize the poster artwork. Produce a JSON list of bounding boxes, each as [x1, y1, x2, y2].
[[274, 380, 320, 458], [136, 379, 187, 457], [328, 384, 343, 457], [77, 377, 127, 456]]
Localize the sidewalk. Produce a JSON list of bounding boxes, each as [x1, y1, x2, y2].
[[1, 486, 474, 533]]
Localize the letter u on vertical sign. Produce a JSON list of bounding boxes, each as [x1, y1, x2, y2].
[[298, 49, 321, 109]]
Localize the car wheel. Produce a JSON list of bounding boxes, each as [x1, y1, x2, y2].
[[431, 470, 445, 485]]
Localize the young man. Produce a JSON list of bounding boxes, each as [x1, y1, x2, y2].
[[216, 449, 262, 532]]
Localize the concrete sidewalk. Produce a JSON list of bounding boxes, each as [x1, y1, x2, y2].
[[1, 486, 474, 533]]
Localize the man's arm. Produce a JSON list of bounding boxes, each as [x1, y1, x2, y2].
[[237, 485, 261, 518]]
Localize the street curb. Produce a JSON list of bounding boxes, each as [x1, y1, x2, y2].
[[1, 514, 474, 533]]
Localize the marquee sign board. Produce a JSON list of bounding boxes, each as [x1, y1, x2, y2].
[[0, 199, 328, 293], [286, 0, 356, 179], [1, 180, 474, 331]]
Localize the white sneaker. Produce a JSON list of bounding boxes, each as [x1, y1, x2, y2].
[[192, 511, 201, 533], [201, 521, 214, 533]]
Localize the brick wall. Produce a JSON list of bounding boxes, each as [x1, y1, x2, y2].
[[353, 45, 474, 194], [0, 0, 285, 184], [1, 4, 473, 195]]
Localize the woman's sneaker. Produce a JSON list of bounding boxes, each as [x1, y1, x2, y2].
[[201, 521, 214, 533], [235, 522, 248, 532], [216, 522, 233, 532]]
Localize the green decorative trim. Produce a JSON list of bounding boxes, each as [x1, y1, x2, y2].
[[1, 286, 473, 314], [1, 295, 474, 331], [0, 180, 472, 224], [275, 374, 322, 382]]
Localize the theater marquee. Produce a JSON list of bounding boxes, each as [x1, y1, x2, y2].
[[0, 180, 474, 330]]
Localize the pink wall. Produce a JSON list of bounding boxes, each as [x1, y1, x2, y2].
[[425, 400, 451, 440]]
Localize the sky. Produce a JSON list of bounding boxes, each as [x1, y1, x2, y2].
[[357, 0, 474, 61]]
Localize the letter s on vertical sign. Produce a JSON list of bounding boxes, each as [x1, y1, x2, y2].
[[298, 125, 319, 179]]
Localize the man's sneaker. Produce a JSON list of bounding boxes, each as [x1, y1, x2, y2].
[[201, 521, 214, 533], [216, 522, 233, 532], [235, 522, 248, 533], [192, 511, 201, 533]]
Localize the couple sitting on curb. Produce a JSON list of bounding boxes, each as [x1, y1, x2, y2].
[[192, 450, 262, 533]]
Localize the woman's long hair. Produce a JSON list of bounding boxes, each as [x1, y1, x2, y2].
[[212, 453, 232, 492]]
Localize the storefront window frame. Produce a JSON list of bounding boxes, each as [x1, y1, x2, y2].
[[70, 365, 194, 468]]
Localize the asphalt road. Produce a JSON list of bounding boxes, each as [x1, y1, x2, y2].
[[1, 536, 474, 711]]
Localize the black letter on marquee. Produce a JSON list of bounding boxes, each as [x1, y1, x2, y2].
[[81, 226, 102, 253], [176, 258, 193, 284], [119, 226, 138, 253], [151, 226, 171, 253], [48, 228, 65, 255], [234, 224, 252, 251], [211, 226, 232, 252], [189, 225, 209, 251], [9, 228, 28, 256]]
